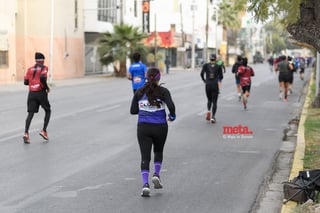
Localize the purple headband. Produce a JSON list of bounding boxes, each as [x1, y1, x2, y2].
[[148, 71, 161, 81]]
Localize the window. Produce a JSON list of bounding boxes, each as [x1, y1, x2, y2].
[[98, 0, 117, 23], [0, 51, 8, 67]]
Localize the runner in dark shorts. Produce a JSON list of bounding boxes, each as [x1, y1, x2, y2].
[[237, 57, 255, 110], [232, 55, 243, 101], [275, 55, 294, 101], [23, 52, 51, 144]]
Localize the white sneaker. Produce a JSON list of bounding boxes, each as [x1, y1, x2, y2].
[[279, 92, 283, 100], [141, 184, 150, 197], [152, 174, 163, 189]]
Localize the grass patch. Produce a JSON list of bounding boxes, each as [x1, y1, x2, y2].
[[303, 68, 320, 169], [304, 107, 320, 169]]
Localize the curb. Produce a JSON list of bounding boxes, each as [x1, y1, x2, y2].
[[280, 71, 314, 212]]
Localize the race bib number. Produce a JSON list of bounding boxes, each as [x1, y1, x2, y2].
[[133, 76, 142, 83]]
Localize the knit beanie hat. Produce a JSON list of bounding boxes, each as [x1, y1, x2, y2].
[[35, 52, 45, 61]]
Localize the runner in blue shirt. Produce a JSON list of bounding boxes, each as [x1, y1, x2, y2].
[[127, 52, 148, 94]]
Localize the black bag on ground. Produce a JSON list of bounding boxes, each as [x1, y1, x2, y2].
[[283, 169, 320, 204], [283, 177, 309, 204], [298, 169, 320, 190]]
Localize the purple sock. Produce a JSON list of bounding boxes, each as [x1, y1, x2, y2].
[[154, 162, 162, 176], [141, 170, 149, 185]]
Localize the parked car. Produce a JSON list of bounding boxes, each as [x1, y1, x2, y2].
[[253, 52, 264, 63]]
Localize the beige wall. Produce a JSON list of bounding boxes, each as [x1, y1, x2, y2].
[[0, 1, 17, 83], [0, 0, 85, 84]]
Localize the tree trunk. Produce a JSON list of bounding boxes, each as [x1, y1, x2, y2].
[[113, 60, 127, 77], [313, 94, 320, 108], [287, 0, 320, 52], [119, 61, 127, 77]]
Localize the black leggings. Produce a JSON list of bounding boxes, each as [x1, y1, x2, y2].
[[205, 84, 219, 117], [137, 123, 168, 171], [25, 109, 51, 133]]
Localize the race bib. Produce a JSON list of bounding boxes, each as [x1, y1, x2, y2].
[[133, 76, 142, 83]]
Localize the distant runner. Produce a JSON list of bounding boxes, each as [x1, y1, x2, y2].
[[127, 52, 148, 94], [237, 57, 255, 110], [23, 52, 51, 144], [231, 55, 243, 101], [200, 54, 223, 123]]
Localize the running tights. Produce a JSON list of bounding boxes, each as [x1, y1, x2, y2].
[[137, 123, 168, 171], [25, 109, 51, 133], [205, 85, 219, 117]]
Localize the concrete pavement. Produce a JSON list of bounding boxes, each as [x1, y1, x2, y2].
[[253, 70, 312, 213], [0, 67, 312, 213]]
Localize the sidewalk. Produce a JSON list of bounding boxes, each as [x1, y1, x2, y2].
[[280, 72, 314, 213], [0, 74, 112, 93]]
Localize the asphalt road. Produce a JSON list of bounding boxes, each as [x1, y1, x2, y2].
[[0, 64, 308, 213]]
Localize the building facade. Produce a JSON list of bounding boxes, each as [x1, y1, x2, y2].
[[0, 0, 85, 84], [0, 0, 228, 83]]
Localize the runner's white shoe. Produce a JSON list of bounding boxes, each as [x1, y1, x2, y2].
[[152, 174, 163, 189]]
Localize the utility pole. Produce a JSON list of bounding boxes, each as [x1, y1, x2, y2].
[[180, 3, 185, 68], [180, 4, 185, 47], [154, 13, 157, 67], [205, 0, 209, 62], [120, 0, 123, 24], [215, 5, 218, 55], [191, 0, 196, 70], [49, 0, 54, 83]]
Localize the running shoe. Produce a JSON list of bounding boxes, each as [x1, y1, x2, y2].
[[206, 112, 211, 121], [152, 174, 163, 189], [210, 117, 216, 123], [23, 133, 30, 144], [141, 183, 150, 197], [283, 98, 288, 102], [279, 91, 283, 100], [39, 130, 49, 140]]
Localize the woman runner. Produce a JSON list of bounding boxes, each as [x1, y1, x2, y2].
[[130, 67, 176, 197]]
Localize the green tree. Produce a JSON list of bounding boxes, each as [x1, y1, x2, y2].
[[217, 0, 245, 30], [247, 0, 320, 52], [272, 33, 286, 54], [263, 21, 300, 54], [98, 24, 148, 77]]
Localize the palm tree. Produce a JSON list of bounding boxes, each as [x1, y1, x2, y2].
[[215, 0, 246, 64], [98, 24, 148, 77]]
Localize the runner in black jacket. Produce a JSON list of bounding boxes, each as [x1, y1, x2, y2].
[[231, 55, 243, 101], [200, 54, 223, 123]]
